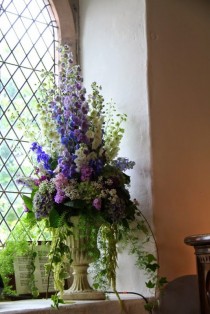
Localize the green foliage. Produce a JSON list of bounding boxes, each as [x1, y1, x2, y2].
[[92, 224, 118, 291], [0, 240, 28, 296], [0, 226, 36, 296], [45, 226, 72, 298], [51, 294, 65, 309], [27, 246, 39, 298], [49, 208, 61, 228], [0, 217, 51, 298], [22, 195, 33, 211]]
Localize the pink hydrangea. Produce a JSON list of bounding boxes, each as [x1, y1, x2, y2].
[[54, 172, 68, 189]]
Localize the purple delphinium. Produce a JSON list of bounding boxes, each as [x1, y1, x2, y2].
[[89, 159, 104, 176], [49, 47, 92, 179], [58, 151, 77, 178], [31, 142, 52, 172], [51, 48, 90, 152], [16, 177, 38, 189]]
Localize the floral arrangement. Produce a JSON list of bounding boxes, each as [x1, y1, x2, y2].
[[17, 45, 165, 309], [19, 45, 136, 225]]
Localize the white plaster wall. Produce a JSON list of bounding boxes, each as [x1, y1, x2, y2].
[[79, 0, 152, 296]]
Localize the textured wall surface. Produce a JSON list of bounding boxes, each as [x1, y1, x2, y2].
[[79, 0, 152, 296], [147, 0, 210, 281]]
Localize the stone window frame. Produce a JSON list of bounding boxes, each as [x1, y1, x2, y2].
[[50, 0, 79, 62]]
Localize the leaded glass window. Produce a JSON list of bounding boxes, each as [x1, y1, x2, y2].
[[0, 0, 58, 246]]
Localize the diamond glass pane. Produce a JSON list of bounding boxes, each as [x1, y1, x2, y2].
[[0, 0, 58, 245]]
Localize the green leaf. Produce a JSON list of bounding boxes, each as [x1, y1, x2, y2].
[[139, 222, 149, 235], [26, 211, 35, 221], [49, 157, 58, 170], [22, 195, 33, 211], [146, 280, 155, 288], [24, 211, 36, 228], [51, 294, 65, 309], [31, 188, 38, 199], [64, 199, 85, 209], [158, 276, 168, 287], [93, 283, 99, 289], [146, 262, 159, 272], [49, 207, 60, 228], [146, 254, 157, 263]]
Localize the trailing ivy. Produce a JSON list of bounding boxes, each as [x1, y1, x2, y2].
[[90, 208, 167, 312], [45, 226, 71, 298]]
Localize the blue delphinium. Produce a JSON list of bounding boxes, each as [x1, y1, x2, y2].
[[31, 142, 52, 172]]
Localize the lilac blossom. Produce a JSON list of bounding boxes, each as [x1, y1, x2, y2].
[[54, 190, 66, 203]]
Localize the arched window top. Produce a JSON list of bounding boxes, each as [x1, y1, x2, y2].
[[0, 0, 58, 73], [50, 0, 79, 62]]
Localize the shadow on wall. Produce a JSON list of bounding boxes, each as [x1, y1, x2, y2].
[[154, 275, 200, 314]]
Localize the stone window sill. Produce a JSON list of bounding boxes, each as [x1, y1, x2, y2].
[[0, 296, 148, 314]]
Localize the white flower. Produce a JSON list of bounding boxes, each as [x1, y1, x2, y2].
[[108, 189, 118, 204], [86, 130, 94, 139], [74, 146, 88, 171], [87, 152, 97, 161]]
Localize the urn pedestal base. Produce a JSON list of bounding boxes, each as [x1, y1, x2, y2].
[[63, 219, 106, 300], [62, 290, 106, 300], [62, 264, 105, 300]]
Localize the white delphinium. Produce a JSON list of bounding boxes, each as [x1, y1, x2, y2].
[[74, 145, 88, 172]]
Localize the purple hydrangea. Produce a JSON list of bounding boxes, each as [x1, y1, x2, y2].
[[33, 191, 53, 219]]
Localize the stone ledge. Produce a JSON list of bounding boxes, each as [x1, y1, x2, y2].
[[0, 296, 148, 314]]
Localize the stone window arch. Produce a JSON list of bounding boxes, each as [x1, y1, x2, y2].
[[50, 0, 79, 62]]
